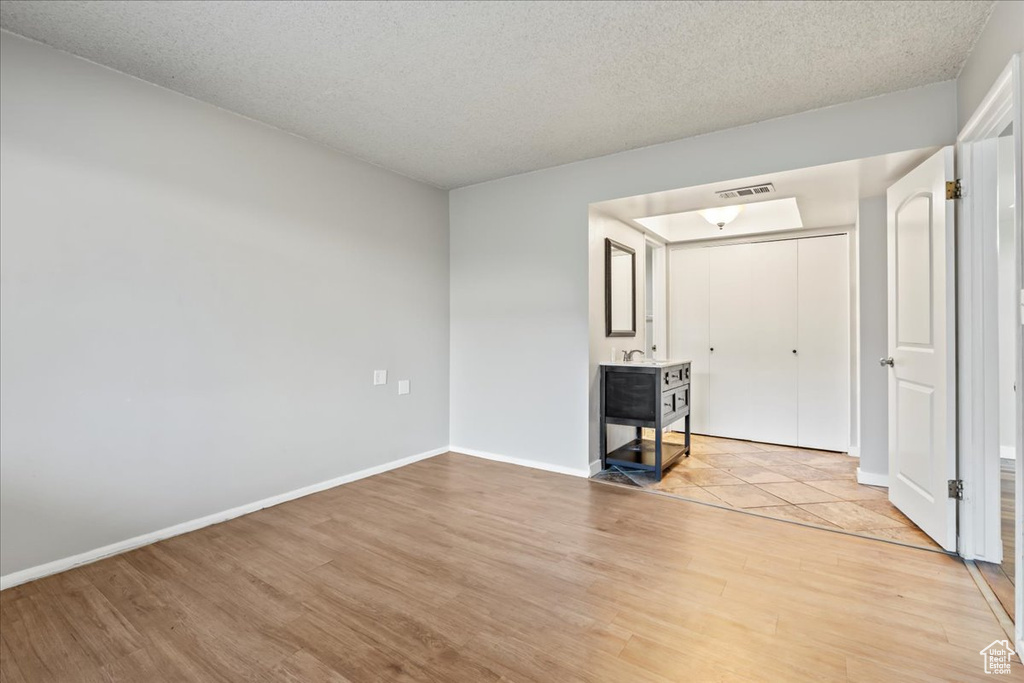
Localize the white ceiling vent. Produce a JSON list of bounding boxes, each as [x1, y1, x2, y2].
[[716, 183, 775, 200]]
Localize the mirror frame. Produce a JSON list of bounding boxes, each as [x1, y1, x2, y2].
[[605, 238, 637, 337]]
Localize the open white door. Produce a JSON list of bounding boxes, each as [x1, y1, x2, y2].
[[885, 146, 958, 552]]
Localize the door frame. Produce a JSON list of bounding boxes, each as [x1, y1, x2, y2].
[[646, 237, 668, 360], [955, 54, 1022, 648]]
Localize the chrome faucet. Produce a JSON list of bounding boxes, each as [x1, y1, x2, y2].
[[624, 349, 645, 362]]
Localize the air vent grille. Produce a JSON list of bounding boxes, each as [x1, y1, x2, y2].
[[716, 183, 775, 200]]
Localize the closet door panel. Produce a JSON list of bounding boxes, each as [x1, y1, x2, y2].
[[709, 241, 799, 445], [797, 235, 850, 451], [708, 243, 751, 439], [668, 247, 710, 433]]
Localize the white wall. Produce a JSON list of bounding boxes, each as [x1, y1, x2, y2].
[[0, 33, 450, 578], [957, 0, 1024, 128], [855, 197, 889, 479], [587, 211, 647, 467], [450, 81, 958, 473]]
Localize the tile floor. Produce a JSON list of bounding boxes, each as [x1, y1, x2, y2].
[[593, 432, 943, 551]]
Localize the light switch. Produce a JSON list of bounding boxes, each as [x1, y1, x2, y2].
[[397, 380, 410, 395], [373, 370, 387, 386]]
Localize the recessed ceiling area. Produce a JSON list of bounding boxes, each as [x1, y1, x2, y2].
[[636, 197, 804, 243], [0, 1, 993, 189], [595, 147, 938, 243]]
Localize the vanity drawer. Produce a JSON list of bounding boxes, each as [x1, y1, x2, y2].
[[661, 385, 689, 416], [662, 387, 690, 426], [661, 391, 677, 417], [673, 385, 690, 413], [661, 363, 690, 391]]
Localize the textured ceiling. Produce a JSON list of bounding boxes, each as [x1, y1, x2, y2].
[[0, 1, 993, 189]]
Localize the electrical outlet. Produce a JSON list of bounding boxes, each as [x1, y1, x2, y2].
[[373, 370, 387, 386], [397, 380, 410, 395]]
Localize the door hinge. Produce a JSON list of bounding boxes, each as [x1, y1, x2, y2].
[[945, 179, 963, 200], [947, 479, 964, 499]]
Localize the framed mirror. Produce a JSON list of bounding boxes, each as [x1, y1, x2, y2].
[[605, 238, 636, 337]]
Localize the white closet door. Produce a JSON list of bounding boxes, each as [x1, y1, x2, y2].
[[709, 241, 799, 445], [668, 247, 710, 433], [797, 235, 850, 451]]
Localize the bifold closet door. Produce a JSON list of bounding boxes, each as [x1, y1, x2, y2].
[[668, 247, 710, 433], [797, 235, 850, 451], [709, 241, 799, 444]]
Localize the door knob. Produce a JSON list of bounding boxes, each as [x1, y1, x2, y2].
[[880, 357, 894, 367]]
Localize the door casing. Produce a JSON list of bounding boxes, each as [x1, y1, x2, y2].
[[955, 54, 1022, 650]]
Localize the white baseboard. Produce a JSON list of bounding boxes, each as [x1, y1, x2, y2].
[[589, 460, 603, 476], [847, 446, 860, 459], [856, 467, 889, 487], [1000, 445, 1016, 460], [0, 446, 448, 591], [449, 445, 590, 479]]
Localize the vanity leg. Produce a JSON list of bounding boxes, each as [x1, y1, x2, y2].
[[685, 413, 691, 457], [654, 396, 663, 481], [654, 427, 663, 481]]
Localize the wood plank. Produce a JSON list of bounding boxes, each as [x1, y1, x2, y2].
[[0, 453, 1015, 681]]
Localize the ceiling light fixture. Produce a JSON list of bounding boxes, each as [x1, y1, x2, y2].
[[698, 205, 744, 229]]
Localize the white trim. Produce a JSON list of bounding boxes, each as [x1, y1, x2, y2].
[[955, 53, 1022, 650], [847, 445, 860, 459], [956, 53, 1021, 560], [664, 224, 852, 251], [650, 241, 668, 360], [589, 460, 604, 476], [1000, 445, 1016, 460], [959, 56, 1018, 141], [856, 468, 889, 488], [0, 446, 449, 591], [449, 445, 591, 479], [957, 135, 1005, 562]]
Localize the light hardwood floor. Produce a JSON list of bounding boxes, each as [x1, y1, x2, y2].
[[0, 453, 1016, 681]]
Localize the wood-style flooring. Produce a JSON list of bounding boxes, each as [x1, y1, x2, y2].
[[0, 452, 1016, 681], [602, 433, 941, 550]]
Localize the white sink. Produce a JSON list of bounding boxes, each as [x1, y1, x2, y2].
[[599, 359, 689, 367]]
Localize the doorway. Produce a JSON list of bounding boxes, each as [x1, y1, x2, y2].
[[975, 121, 1019, 623], [645, 238, 667, 361], [589, 149, 945, 552], [957, 55, 1022, 638]]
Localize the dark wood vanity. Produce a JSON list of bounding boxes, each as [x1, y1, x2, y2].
[[599, 361, 691, 481]]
